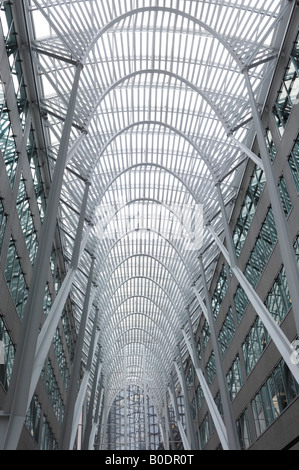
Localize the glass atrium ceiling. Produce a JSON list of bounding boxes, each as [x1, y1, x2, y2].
[[26, 0, 292, 416]]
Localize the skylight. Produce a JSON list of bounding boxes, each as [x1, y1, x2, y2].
[[28, 0, 288, 438]]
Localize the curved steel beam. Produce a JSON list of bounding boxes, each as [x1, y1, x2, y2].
[[97, 252, 188, 304], [83, 68, 229, 134], [82, 7, 243, 68], [105, 352, 167, 416], [102, 327, 173, 376], [102, 312, 175, 360], [91, 164, 205, 227], [87, 122, 216, 213], [98, 275, 182, 325], [95, 227, 196, 281], [103, 339, 172, 387], [92, 196, 200, 271], [101, 297, 178, 343]]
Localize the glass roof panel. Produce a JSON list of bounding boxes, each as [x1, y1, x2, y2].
[[28, 0, 290, 408]]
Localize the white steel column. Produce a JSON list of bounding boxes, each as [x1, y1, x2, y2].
[[168, 378, 190, 451], [243, 68, 299, 335], [206, 217, 299, 385], [29, 181, 91, 405], [174, 350, 198, 450], [70, 310, 101, 450], [124, 351, 128, 450], [99, 381, 109, 450], [82, 323, 102, 450], [59, 255, 96, 450], [196, 262, 240, 450], [182, 330, 229, 450], [143, 345, 149, 450], [0, 62, 83, 450], [91, 379, 104, 450], [163, 376, 170, 450]]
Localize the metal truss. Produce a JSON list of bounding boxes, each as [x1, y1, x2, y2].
[[1, 0, 298, 451]]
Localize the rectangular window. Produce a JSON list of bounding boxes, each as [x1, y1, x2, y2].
[[191, 397, 196, 420], [272, 32, 299, 136], [265, 266, 291, 324], [0, 199, 7, 255], [288, 136, 299, 192], [244, 208, 277, 288], [236, 409, 252, 450], [205, 352, 216, 386], [44, 360, 65, 424], [196, 337, 201, 361], [251, 360, 299, 437], [0, 317, 15, 391], [0, 110, 19, 188], [218, 307, 235, 357], [233, 165, 265, 257], [242, 316, 269, 376], [294, 235, 299, 265], [16, 177, 39, 264], [199, 414, 210, 449], [278, 175, 292, 217], [5, 237, 28, 319], [201, 320, 210, 350], [27, 127, 47, 222], [186, 363, 194, 387], [265, 128, 276, 162], [233, 285, 249, 323], [211, 264, 228, 318], [61, 307, 75, 363], [25, 395, 42, 443], [40, 416, 58, 450], [227, 356, 243, 400], [196, 385, 205, 412], [43, 283, 52, 317]]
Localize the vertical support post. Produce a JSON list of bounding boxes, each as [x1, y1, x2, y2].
[[181, 330, 229, 450], [99, 382, 108, 450], [174, 349, 198, 449], [124, 351, 128, 450], [91, 378, 104, 450], [71, 310, 101, 450], [82, 326, 102, 450], [163, 376, 170, 450], [0, 62, 83, 450], [206, 221, 299, 384], [143, 345, 149, 450], [59, 255, 95, 450], [158, 413, 167, 450], [71, 181, 91, 269], [168, 378, 190, 450], [29, 181, 91, 404], [214, 180, 299, 381], [215, 183, 237, 267], [243, 68, 299, 335], [197, 261, 240, 450]]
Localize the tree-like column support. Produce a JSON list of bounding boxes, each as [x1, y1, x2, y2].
[[71, 307, 101, 449], [59, 255, 96, 449], [174, 349, 198, 449], [182, 329, 229, 450], [243, 67, 299, 336], [206, 184, 299, 385], [0, 62, 83, 450], [143, 345, 150, 450], [168, 377, 190, 451], [29, 181, 91, 406], [82, 321, 102, 450]]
